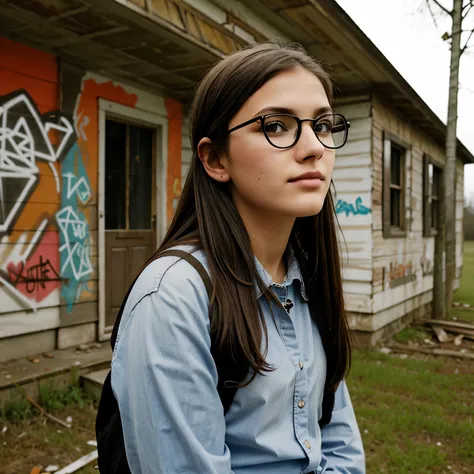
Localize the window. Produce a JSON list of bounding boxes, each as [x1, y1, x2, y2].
[[383, 132, 410, 238], [105, 119, 154, 230], [423, 156, 442, 236]]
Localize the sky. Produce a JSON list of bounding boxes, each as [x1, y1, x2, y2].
[[336, 0, 474, 203]]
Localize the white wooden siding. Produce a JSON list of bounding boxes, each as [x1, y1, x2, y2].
[[370, 96, 465, 322], [334, 100, 373, 314]]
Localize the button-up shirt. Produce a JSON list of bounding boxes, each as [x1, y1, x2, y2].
[[112, 246, 365, 474]]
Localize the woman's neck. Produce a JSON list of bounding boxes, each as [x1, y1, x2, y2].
[[236, 204, 295, 284]]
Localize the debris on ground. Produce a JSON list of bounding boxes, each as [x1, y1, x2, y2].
[[45, 466, 59, 472], [389, 342, 474, 360], [433, 326, 450, 343], [422, 319, 474, 341], [387, 318, 474, 360], [14, 384, 72, 429], [55, 450, 98, 474]]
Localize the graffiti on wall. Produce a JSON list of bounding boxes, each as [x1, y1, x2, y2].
[[0, 92, 74, 233], [0, 90, 92, 311], [389, 260, 417, 289], [335, 196, 371, 217], [57, 143, 93, 311]]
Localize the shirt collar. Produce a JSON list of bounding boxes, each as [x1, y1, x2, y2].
[[254, 246, 308, 301]]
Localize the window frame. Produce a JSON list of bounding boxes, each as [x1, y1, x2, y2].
[[382, 131, 411, 239], [423, 155, 443, 237]]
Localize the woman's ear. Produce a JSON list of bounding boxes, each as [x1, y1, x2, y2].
[[197, 137, 231, 183]]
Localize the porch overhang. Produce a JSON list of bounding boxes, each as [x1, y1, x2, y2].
[[1, 0, 472, 164], [0, 0, 246, 102]]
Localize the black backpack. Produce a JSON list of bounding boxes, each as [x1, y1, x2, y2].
[[95, 249, 238, 474]]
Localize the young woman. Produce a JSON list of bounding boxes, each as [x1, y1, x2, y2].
[[112, 41, 365, 474]]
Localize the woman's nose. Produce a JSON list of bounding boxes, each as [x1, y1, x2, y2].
[[295, 122, 326, 161]]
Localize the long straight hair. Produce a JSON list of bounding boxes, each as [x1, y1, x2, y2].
[[154, 41, 351, 404]]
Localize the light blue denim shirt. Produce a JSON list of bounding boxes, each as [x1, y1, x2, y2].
[[112, 246, 365, 474]]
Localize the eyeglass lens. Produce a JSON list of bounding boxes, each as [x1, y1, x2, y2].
[[262, 114, 347, 149]]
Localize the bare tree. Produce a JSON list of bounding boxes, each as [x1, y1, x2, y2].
[[422, 0, 474, 318]]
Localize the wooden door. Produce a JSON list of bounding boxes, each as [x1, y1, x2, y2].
[[104, 119, 155, 328]]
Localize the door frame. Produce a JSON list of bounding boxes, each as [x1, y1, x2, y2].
[[98, 99, 168, 341]]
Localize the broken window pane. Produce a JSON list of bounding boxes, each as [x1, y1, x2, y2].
[[129, 126, 153, 230], [105, 120, 126, 230]]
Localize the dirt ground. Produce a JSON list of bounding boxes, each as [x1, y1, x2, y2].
[[0, 401, 97, 474]]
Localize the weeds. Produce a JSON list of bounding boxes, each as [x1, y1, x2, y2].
[[1, 383, 91, 422]]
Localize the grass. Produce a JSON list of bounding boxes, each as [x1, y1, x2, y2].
[[452, 240, 474, 323], [349, 350, 474, 474], [0, 384, 97, 474], [393, 327, 427, 344]]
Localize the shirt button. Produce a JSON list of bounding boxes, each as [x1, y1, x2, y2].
[[304, 439, 311, 450], [298, 361, 304, 369], [298, 400, 305, 409]]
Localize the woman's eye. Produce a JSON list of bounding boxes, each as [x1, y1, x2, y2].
[[264, 121, 287, 133], [314, 121, 333, 133]]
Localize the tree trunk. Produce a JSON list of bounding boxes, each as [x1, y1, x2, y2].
[[434, 175, 445, 319], [444, 0, 463, 316]]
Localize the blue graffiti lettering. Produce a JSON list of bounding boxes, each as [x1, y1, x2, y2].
[[335, 197, 371, 216]]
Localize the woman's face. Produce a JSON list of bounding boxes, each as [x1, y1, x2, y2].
[[222, 66, 335, 219]]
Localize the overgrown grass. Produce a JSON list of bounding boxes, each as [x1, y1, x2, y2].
[[0, 382, 91, 422], [393, 327, 427, 344], [452, 240, 474, 323], [350, 350, 474, 474], [1, 384, 97, 474]]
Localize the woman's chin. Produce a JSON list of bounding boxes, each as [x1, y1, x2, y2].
[[289, 196, 326, 218]]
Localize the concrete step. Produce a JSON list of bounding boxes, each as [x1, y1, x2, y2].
[[0, 345, 111, 409], [81, 368, 109, 401]]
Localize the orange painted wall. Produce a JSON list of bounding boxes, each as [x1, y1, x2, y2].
[[165, 98, 183, 222], [0, 37, 60, 234], [0, 35, 183, 324]]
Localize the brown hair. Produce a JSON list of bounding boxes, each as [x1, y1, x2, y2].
[[155, 41, 351, 423]]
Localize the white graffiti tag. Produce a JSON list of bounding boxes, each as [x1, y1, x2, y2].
[[56, 206, 93, 281], [0, 92, 74, 233]]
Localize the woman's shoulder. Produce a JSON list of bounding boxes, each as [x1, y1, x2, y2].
[[123, 245, 210, 316]]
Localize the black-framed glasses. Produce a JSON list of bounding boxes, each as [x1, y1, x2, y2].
[[227, 112, 350, 150]]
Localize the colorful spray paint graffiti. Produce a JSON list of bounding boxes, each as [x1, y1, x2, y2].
[[57, 142, 93, 311], [0, 89, 92, 311], [335, 196, 371, 216]]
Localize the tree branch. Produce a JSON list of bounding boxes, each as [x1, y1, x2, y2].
[[427, 0, 440, 27], [462, 2, 473, 18], [461, 28, 474, 54], [430, 0, 452, 16]]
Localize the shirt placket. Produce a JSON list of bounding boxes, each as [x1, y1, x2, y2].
[[272, 285, 314, 463]]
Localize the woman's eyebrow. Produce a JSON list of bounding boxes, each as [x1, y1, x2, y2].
[[253, 105, 333, 117]]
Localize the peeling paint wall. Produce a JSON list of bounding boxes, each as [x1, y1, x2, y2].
[[333, 100, 373, 315], [0, 38, 180, 344], [368, 96, 465, 330]]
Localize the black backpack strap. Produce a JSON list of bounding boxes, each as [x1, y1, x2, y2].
[[109, 249, 236, 414]]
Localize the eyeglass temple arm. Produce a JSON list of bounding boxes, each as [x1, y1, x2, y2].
[[331, 121, 350, 133], [228, 116, 261, 134]]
